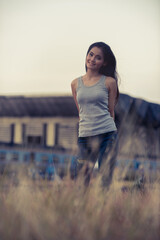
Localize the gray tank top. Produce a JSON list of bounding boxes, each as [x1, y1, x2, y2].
[[76, 75, 117, 137]]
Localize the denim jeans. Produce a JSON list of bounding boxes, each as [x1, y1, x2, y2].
[[76, 131, 118, 186]]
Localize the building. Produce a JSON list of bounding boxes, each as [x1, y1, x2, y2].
[[0, 94, 160, 162], [0, 95, 79, 151]]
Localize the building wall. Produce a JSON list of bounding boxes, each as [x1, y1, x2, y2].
[[0, 117, 79, 150], [1, 117, 159, 161]]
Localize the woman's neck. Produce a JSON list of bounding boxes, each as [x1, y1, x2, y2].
[[85, 69, 101, 79]]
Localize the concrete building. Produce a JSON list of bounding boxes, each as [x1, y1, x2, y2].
[[0, 94, 160, 161], [0, 96, 79, 151]]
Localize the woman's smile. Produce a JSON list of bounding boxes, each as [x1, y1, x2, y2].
[[88, 61, 95, 66], [86, 47, 105, 71]]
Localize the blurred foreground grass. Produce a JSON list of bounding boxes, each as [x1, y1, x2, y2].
[[0, 165, 160, 240]]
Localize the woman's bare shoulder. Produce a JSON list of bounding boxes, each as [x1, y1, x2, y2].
[[71, 78, 78, 85], [71, 78, 79, 90], [105, 76, 117, 89]]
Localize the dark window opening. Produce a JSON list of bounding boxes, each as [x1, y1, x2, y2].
[[27, 136, 43, 147]]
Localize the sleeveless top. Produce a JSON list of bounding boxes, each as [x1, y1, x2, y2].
[[76, 75, 117, 137]]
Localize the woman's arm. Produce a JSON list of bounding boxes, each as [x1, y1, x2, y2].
[[105, 77, 117, 120], [71, 78, 79, 113]]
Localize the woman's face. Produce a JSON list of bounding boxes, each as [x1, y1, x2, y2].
[[86, 47, 105, 72]]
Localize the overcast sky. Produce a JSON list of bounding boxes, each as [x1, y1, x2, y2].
[[0, 0, 160, 104]]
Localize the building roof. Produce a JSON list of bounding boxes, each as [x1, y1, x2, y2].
[[0, 94, 160, 127], [115, 94, 160, 128], [0, 96, 78, 117]]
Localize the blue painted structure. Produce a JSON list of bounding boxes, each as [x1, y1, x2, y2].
[[0, 148, 159, 180], [0, 148, 77, 180]]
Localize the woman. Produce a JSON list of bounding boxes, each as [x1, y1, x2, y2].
[[71, 42, 119, 186]]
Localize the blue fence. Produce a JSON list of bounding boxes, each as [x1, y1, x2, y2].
[[0, 148, 77, 179], [0, 148, 160, 180]]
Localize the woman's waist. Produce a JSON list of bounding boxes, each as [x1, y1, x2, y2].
[[79, 116, 117, 136], [79, 113, 113, 123]]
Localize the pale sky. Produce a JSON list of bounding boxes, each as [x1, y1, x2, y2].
[[0, 0, 160, 104]]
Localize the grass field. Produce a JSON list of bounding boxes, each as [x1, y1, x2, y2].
[[0, 164, 160, 240]]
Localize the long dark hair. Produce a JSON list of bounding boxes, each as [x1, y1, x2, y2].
[[85, 42, 119, 102]]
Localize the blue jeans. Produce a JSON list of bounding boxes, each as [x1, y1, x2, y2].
[[76, 131, 118, 186]]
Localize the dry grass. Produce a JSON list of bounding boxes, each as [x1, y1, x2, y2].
[[0, 165, 160, 240]]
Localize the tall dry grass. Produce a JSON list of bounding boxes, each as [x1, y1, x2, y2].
[[0, 164, 160, 240]]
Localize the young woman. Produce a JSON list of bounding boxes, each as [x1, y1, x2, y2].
[[71, 42, 119, 186]]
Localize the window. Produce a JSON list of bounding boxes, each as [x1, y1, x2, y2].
[[27, 136, 42, 146], [0, 124, 11, 143], [25, 124, 43, 147]]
